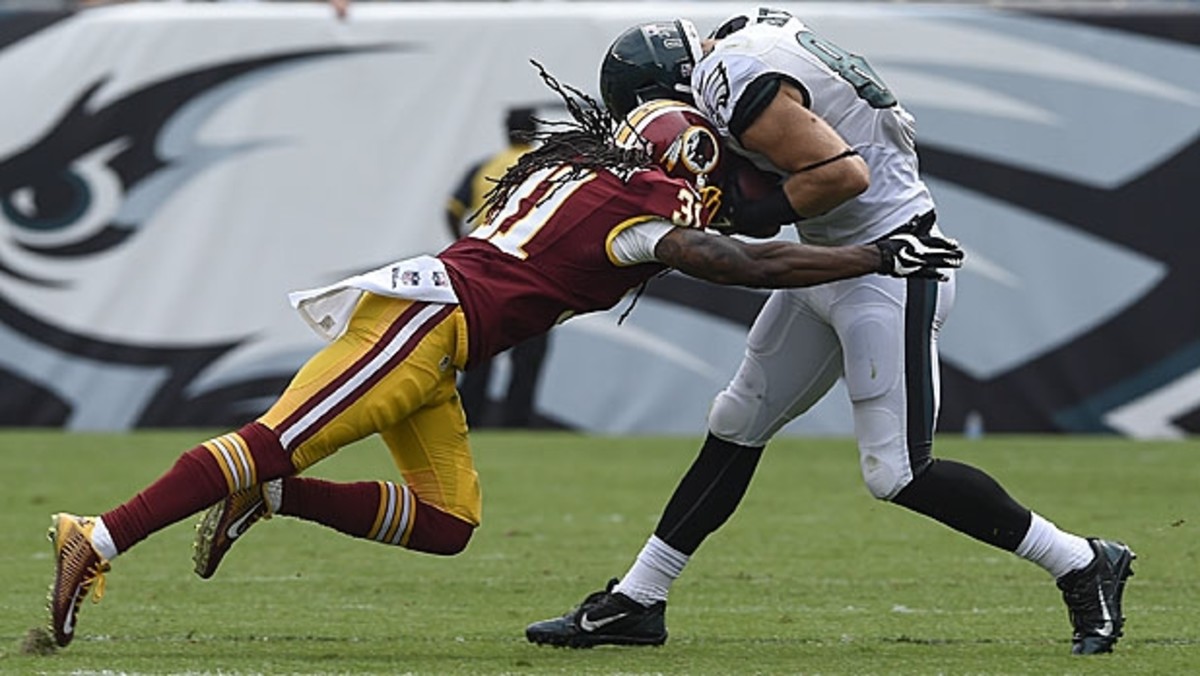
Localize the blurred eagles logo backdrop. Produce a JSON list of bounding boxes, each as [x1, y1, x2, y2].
[[0, 3, 1197, 438]]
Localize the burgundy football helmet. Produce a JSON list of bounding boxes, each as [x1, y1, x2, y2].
[[615, 99, 725, 191], [614, 99, 726, 224]]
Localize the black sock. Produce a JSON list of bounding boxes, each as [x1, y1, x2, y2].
[[654, 433, 764, 555], [892, 458, 1032, 551]]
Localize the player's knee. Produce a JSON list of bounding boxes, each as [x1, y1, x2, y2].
[[854, 407, 912, 500], [861, 453, 910, 500], [708, 388, 763, 446], [416, 525, 474, 556], [406, 503, 476, 556], [708, 356, 773, 445]]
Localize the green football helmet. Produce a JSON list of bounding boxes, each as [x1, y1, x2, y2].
[[599, 19, 704, 120]]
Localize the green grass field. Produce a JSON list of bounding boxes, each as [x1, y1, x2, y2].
[[1, 431, 1197, 674]]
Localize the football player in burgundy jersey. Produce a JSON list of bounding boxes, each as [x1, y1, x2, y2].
[[527, 13, 1133, 655], [42, 66, 960, 649]]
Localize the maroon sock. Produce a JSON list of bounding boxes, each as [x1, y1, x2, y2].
[[277, 477, 378, 535], [279, 477, 473, 555], [101, 422, 293, 554], [100, 446, 227, 553]]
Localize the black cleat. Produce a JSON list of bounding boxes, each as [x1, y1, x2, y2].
[[1056, 538, 1136, 655], [526, 578, 667, 648]]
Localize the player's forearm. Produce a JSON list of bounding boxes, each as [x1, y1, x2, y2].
[[740, 241, 879, 288], [658, 228, 879, 288]]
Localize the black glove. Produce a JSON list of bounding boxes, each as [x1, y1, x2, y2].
[[874, 217, 964, 279], [711, 182, 793, 239]]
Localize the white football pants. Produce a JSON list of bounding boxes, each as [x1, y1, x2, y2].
[[707, 271, 956, 500]]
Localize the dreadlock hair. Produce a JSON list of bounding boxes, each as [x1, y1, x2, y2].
[[474, 61, 655, 223]]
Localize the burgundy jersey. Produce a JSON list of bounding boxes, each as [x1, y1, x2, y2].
[[438, 164, 708, 367]]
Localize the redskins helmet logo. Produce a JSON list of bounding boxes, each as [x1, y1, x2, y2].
[[660, 124, 721, 187], [678, 125, 720, 179], [616, 99, 724, 189]]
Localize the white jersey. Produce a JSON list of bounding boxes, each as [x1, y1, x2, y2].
[[690, 11, 935, 246]]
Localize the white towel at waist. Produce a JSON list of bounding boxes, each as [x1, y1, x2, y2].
[[288, 255, 459, 341]]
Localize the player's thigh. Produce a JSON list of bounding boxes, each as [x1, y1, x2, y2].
[[380, 394, 481, 526], [260, 295, 466, 472], [831, 277, 906, 404], [832, 274, 954, 413], [709, 289, 843, 445]]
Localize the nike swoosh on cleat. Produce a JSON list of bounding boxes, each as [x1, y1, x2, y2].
[[224, 501, 263, 540], [578, 611, 630, 633], [1095, 587, 1113, 637], [62, 588, 82, 636]]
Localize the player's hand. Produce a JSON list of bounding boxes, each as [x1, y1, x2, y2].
[[709, 180, 784, 239], [874, 219, 963, 279]]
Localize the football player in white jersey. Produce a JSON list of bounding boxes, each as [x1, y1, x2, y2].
[[527, 10, 1133, 655]]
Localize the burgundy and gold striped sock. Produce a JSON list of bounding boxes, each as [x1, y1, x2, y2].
[[100, 422, 292, 554], [277, 477, 474, 555]]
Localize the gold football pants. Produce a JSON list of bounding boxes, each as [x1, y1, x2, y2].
[[257, 293, 481, 526]]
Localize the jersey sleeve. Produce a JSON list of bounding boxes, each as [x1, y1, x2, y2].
[[609, 220, 675, 266], [625, 168, 714, 230], [602, 168, 712, 266], [691, 17, 808, 139]]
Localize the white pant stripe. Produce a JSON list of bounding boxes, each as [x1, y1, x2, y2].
[[279, 304, 445, 450]]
